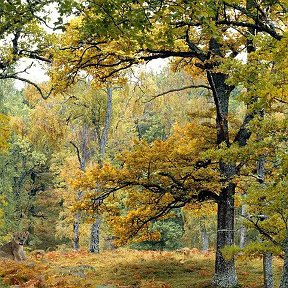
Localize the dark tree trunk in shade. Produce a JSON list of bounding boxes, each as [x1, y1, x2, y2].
[[206, 53, 237, 286], [210, 1, 260, 284]]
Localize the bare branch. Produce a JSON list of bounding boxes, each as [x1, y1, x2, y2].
[[4, 75, 54, 99], [133, 196, 197, 237], [20, 51, 51, 63], [146, 84, 211, 102], [91, 184, 132, 203], [243, 215, 279, 246]]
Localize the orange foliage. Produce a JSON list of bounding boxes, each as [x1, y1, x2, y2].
[[68, 121, 222, 244]]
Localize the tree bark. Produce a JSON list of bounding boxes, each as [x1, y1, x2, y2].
[[207, 64, 238, 287], [263, 252, 274, 288], [280, 233, 288, 288], [73, 191, 83, 250], [212, 183, 238, 288], [209, 1, 260, 282], [89, 86, 113, 253], [72, 123, 90, 250], [89, 218, 101, 253]]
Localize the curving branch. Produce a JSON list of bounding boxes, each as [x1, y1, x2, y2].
[[221, 2, 282, 40], [70, 141, 82, 168], [243, 215, 279, 247], [146, 84, 211, 102], [6, 75, 54, 100], [216, 19, 282, 40], [126, 196, 197, 241]]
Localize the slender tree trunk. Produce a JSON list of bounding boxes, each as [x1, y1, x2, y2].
[[73, 191, 83, 250], [200, 217, 209, 252], [73, 211, 81, 250], [280, 232, 288, 288], [89, 86, 113, 253], [239, 202, 247, 249], [72, 123, 90, 250], [256, 118, 274, 287], [89, 211, 101, 253], [99, 87, 113, 162], [258, 156, 274, 287]]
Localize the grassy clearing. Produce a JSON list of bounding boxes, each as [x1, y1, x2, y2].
[[0, 249, 283, 288]]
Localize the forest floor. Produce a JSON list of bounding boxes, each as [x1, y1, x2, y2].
[[0, 248, 283, 288]]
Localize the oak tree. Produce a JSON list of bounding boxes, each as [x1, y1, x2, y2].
[[50, 1, 286, 287]]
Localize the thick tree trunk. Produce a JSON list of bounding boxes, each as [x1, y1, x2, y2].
[[280, 233, 288, 288], [212, 183, 238, 288], [200, 217, 209, 252], [263, 252, 273, 288], [207, 64, 237, 287]]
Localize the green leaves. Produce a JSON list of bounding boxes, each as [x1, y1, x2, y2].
[[0, 113, 11, 153]]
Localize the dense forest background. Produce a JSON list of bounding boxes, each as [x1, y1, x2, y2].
[[0, 69, 220, 251]]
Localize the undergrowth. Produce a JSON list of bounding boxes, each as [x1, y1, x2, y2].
[[0, 249, 283, 288]]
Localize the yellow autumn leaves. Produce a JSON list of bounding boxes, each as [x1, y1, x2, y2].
[[67, 122, 222, 243]]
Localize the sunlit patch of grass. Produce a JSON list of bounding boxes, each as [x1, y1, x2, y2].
[[236, 256, 283, 288], [0, 249, 283, 287]]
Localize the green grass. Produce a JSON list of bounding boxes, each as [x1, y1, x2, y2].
[[0, 249, 283, 287], [0, 278, 9, 288]]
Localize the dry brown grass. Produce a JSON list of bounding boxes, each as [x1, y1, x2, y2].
[[0, 248, 283, 287]]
